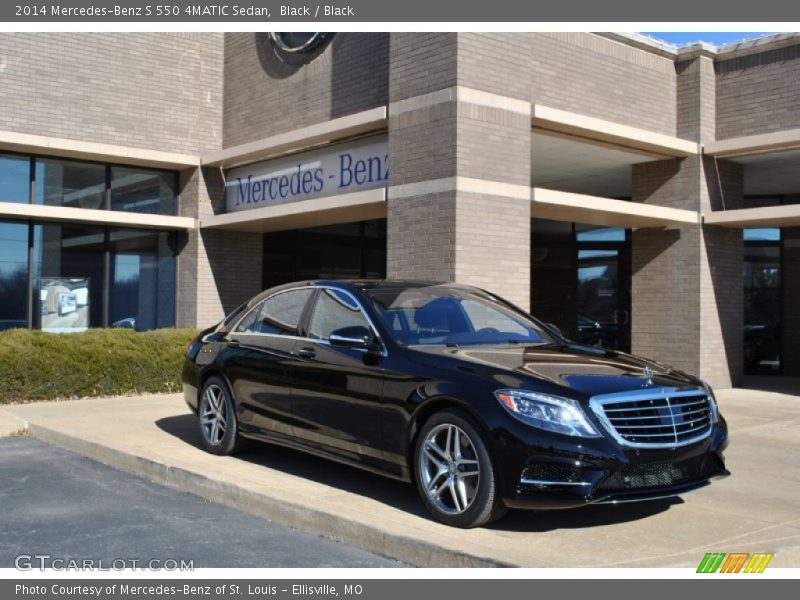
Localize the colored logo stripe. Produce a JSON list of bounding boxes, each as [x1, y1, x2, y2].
[[744, 553, 774, 573], [697, 552, 773, 573]]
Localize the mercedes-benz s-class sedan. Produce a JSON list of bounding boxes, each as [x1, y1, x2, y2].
[[183, 280, 729, 528]]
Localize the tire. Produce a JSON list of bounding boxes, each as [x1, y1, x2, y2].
[[413, 408, 507, 528], [197, 376, 245, 456]]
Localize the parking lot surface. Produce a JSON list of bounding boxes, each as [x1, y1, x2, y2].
[[0, 437, 402, 568]]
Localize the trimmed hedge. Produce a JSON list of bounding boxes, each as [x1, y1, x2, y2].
[[0, 327, 199, 403]]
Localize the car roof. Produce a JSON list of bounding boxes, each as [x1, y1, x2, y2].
[[249, 279, 477, 306]]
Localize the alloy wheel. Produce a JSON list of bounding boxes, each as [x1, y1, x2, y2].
[[200, 384, 227, 446], [419, 423, 481, 515]]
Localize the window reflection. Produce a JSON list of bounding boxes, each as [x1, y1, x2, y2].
[[33, 223, 105, 330], [36, 158, 106, 210], [111, 167, 177, 215], [744, 228, 781, 374], [109, 229, 176, 331], [0, 154, 30, 204], [0, 220, 29, 330]]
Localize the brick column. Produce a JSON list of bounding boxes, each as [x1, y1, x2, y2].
[[387, 33, 532, 309], [631, 53, 743, 388], [176, 166, 263, 329]]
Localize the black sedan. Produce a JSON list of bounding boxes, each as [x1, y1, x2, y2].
[[183, 280, 729, 528]]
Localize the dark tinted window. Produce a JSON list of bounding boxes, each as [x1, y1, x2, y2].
[[0, 220, 29, 330], [109, 229, 176, 331], [308, 288, 370, 340], [237, 288, 312, 335], [36, 158, 106, 210], [111, 167, 177, 215], [0, 154, 30, 204]]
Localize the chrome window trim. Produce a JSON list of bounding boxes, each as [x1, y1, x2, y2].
[[231, 286, 312, 335], [589, 387, 712, 449], [229, 284, 388, 357]]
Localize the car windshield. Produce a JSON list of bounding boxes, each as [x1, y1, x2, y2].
[[368, 285, 554, 346]]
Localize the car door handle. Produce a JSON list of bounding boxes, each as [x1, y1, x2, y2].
[[297, 347, 316, 359]]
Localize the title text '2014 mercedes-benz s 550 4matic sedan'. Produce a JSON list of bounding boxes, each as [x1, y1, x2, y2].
[[182, 280, 729, 528]]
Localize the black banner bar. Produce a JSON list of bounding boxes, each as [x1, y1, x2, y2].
[[3, 579, 795, 600], [1, 0, 797, 22]]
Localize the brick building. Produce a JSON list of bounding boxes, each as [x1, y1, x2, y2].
[[1, 32, 798, 387]]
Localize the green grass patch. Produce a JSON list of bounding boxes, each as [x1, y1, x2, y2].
[[0, 328, 199, 403]]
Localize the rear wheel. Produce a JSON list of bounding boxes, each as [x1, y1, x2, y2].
[[414, 409, 507, 528], [198, 376, 245, 455]]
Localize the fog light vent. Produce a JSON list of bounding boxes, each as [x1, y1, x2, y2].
[[521, 463, 583, 485]]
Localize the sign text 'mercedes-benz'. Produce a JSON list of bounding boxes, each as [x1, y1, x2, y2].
[[225, 135, 388, 213]]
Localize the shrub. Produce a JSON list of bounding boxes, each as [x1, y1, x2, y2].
[[0, 327, 200, 403]]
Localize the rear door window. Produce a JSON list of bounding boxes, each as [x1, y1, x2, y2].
[[236, 288, 313, 335]]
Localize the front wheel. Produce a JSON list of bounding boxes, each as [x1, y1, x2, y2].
[[414, 409, 507, 528], [198, 376, 245, 456]]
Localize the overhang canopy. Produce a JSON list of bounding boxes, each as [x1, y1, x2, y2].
[[0, 201, 196, 230], [531, 188, 699, 228], [200, 188, 386, 232], [705, 128, 800, 158], [703, 205, 800, 228], [532, 105, 698, 158], [202, 107, 387, 170], [0, 130, 200, 170]]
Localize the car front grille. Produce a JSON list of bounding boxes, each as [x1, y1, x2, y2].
[[591, 390, 713, 448], [596, 455, 719, 492]]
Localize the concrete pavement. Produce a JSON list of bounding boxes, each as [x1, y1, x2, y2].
[[4, 385, 800, 568]]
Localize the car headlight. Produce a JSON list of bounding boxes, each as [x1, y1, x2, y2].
[[702, 381, 720, 424], [495, 389, 600, 437]]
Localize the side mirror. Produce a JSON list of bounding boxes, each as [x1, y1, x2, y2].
[[329, 325, 372, 349]]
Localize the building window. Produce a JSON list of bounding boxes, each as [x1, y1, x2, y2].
[[111, 167, 177, 215], [7, 222, 179, 332], [34, 223, 106, 331], [262, 219, 387, 290], [0, 154, 31, 204], [36, 158, 106, 210], [1, 153, 178, 215], [744, 228, 781, 374], [109, 229, 176, 330], [531, 219, 631, 351], [0, 220, 30, 331]]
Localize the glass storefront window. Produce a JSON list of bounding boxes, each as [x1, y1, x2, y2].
[[531, 219, 631, 351], [111, 167, 177, 215], [0, 220, 30, 330], [109, 229, 176, 331], [576, 225, 626, 242], [33, 223, 105, 331], [0, 154, 31, 204], [29, 224, 176, 331], [36, 158, 106, 210], [262, 219, 387, 290], [744, 228, 781, 374]]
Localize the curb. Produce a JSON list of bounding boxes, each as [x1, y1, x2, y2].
[[0, 408, 29, 438], [26, 422, 512, 568]]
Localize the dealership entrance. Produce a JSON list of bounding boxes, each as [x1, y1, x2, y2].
[[262, 219, 387, 290], [531, 219, 632, 351]]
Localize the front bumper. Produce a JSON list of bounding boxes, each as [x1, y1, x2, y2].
[[495, 416, 729, 510]]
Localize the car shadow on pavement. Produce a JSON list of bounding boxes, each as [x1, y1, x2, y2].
[[156, 414, 680, 531]]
